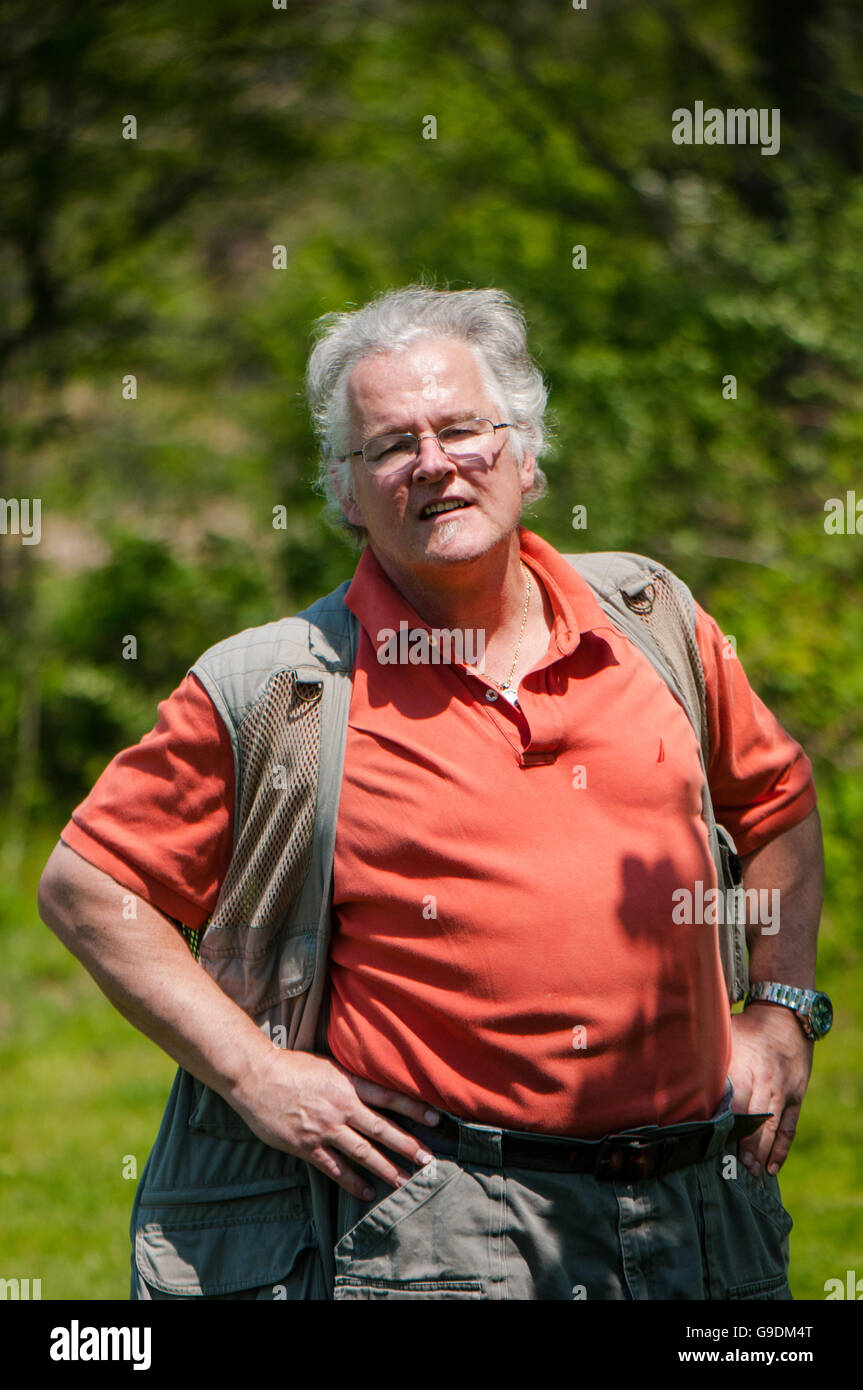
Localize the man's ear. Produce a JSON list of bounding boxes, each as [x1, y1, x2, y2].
[[330, 459, 365, 527], [518, 448, 538, 495]]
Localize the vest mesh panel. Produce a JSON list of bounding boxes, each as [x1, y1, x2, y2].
[[180, 923, 201, 960], [202, 671, 323, 944]]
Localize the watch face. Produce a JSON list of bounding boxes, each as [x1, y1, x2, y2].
[[811, 995, 833, 1037]]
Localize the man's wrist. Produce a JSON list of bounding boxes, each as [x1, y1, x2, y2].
[[744, 981, 833, 1041]]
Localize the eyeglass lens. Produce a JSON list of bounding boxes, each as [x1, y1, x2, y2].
[[363, 419, 498, 471]]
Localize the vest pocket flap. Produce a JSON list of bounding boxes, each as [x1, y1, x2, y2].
[[187, 1080, 265, 1140], [135, 1193, 318, 1297]]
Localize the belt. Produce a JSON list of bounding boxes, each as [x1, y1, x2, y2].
[[390, 1110, 772, 1183]]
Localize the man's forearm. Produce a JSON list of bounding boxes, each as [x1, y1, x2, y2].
[[738, 805, 824, 987], [727, 806, 823, 1173]]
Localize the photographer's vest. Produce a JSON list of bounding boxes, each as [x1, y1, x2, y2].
[[130, 551, 749, 1299]]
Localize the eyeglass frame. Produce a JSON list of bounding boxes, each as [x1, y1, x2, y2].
[[339, 418, 515, 471]]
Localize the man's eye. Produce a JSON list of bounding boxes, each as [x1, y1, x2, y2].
[[443, 421, 485, 441], [367, 437, 407, 461]]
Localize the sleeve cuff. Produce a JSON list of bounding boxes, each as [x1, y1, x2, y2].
[[728, 781, 818, 859], [60, 821, 211, 930]]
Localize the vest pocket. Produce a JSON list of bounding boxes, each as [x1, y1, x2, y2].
[[135, 1189, 323, 1298]]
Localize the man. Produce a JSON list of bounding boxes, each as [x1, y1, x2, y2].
[[38, 285, 827, 1300]]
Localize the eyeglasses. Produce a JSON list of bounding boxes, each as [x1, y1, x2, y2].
[[342, 418, 514, 475]]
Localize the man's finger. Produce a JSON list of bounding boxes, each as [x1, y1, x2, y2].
[[765, 1106, 801, 1175], [740, 1090, 782, 1173], [353, 1076, 440, 1128], [308, 1144, 377, 1200], [346, 1105, 436, 1177], [348, 1079, 441, 1171]]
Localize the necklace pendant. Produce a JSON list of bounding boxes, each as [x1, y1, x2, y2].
[[499, 685, 520, 706]]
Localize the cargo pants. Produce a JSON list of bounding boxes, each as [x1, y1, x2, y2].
[[331, 1102, 792, 1300], [133, 1087, 792, 1300]]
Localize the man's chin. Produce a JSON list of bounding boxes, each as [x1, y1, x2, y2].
[[424, 513, 478, 549], [368, 516, 516, 576], [415, 510, 514, 559], [417, 529, 502, 568]]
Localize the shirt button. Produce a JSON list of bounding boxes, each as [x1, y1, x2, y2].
[[485, 689, 498, 702]]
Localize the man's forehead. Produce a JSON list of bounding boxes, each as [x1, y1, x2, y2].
[[347, 337, 488, 429]]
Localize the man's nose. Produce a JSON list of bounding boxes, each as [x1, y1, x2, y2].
[[412, 433, 456, 479]]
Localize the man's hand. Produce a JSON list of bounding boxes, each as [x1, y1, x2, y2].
[[37, 843, 440, 1204], [228, 1050, 440, 1200], [728, 1002, 814, 1177]]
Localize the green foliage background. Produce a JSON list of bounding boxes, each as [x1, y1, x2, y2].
[[1, 0, 861, 1298]]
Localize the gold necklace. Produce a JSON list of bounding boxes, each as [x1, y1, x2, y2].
[[486, 562, 532, 704]]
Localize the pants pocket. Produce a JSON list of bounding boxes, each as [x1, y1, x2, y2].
[[697, 1153, 793, 1301], [333, 1159, 487, 1300], [727, 1272, 793, 1301], [334, 1277, 484, 1300]]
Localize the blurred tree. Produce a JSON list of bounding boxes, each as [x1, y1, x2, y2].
[[0, 0, 860, 955]]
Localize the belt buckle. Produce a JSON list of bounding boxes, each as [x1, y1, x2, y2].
[[593, 1133, 679, 1182]]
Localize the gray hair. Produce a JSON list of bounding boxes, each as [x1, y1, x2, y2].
[[305, 284, 551, 545]]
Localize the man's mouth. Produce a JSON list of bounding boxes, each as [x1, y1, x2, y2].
[[420, 499, 473, 520]]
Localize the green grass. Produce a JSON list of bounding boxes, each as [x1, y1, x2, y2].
[[0, 828, 175, 1300], [1, 825, 861, 1299]]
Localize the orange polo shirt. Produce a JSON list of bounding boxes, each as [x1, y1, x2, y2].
[[325, 529, 816, 1135], [62, 528, 816, 1138]]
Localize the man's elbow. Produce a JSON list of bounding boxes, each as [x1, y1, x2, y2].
[[37, 840, 97, 946], [38, 841, 71, 933]]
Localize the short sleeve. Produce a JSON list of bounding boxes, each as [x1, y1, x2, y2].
[[61, 672, 235, 929], [695, 601, 817, 857]]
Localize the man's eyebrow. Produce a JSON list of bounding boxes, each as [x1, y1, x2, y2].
[[364, 408, 486, 436]]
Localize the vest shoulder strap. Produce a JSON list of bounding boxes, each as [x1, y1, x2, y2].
[[189, 580, 357, 736], [563, 550, 707, 766]]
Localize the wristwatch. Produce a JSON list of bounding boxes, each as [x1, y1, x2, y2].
[[744, 981, 834, 1041]]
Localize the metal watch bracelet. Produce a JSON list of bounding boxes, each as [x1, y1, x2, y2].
[[744, 981, 833, 1041]]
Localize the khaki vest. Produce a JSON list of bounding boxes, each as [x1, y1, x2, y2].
[[130, 551, 747, 1299]]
